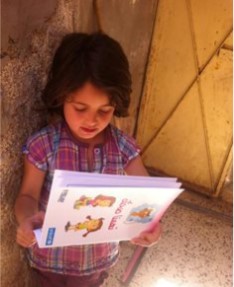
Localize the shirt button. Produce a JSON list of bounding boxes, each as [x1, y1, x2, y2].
[[94, 148, 100, 155]]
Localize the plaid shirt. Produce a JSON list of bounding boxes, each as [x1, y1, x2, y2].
[[23, 120, 140, 275]]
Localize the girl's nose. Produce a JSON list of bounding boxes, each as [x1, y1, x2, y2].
[[86, 112, 98, 126]]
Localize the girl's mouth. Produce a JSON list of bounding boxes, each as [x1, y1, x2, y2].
[[81, 127, 97, 133]]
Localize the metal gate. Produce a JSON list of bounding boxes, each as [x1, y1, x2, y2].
[[136, 0, 233, 196]]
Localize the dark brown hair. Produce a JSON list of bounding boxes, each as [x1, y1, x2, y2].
[[42, 32, 132, 118]]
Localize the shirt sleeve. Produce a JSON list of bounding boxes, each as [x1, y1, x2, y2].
[[22, 127, 53, 171], [115, 128, 141, 168]]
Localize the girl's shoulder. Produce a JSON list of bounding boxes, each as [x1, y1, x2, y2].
[[109, 124, 136, 143], [108, 124, 141, 153], [23, 121, 64, 158], [26, 121, 62, 144], [22, 121, 64, 171]]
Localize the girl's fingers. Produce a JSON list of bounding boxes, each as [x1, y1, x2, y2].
[[16, 229, 35, 247], [16, 220, 37, 247], [131, 223, 162, 247]]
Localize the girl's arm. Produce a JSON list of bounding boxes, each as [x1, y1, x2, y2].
[[14, 157, 46, 247], [124, 155, 149, 176], [125, 155, 162, 247]]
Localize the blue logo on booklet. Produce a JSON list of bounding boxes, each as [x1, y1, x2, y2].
[[46, 228, 56, 245]]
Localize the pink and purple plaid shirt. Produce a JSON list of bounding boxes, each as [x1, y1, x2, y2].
[[23, 120, 140, 276]]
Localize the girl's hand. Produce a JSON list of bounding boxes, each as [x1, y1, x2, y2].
[[16, 211, 45, 248], [131, 222, 162, 247]]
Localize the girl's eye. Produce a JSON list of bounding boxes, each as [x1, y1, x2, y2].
[[99, 110, 110, 114], [74, 108, 86, 112], [99, 108, 114, 115]]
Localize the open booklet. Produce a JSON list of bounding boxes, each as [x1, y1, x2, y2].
[[34, 170, 183, 247]]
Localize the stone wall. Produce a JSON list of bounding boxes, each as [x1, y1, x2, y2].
[[1, 1, 156, 286]]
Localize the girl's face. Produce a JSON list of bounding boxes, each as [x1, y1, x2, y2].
[[63, 82, 115, 143]]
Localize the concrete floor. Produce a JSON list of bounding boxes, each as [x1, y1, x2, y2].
[[103, 190, 233, 287]]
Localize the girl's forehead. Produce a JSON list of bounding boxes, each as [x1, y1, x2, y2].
[[68, 82, 111, 105]]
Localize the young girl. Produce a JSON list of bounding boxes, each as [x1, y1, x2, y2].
[[14, 32, 161, 287]]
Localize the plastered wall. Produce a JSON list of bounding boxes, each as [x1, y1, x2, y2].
[[2, 2, 73, 286], [1, 1, 156, 286]]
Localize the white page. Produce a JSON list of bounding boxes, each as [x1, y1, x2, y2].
[[35, 170, 183, 248], [37, 186, 183, 247], [52, 170, 180, 189]]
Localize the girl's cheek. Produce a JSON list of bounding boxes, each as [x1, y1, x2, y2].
[[98, 114, 111, 122], [105, 111, 114, 120]]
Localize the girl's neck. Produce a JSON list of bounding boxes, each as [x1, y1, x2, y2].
[[79, 131, 105, 147]]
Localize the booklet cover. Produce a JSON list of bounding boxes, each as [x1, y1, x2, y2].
[[35, 170, 183, 247]]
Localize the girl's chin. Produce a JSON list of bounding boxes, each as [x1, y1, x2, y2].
[[76, 134, 96, 141], [75, 130, 104, 143], [79, 131, 98, 138]]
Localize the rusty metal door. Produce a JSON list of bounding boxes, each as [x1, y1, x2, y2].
[[136, 0, 233, 196]]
